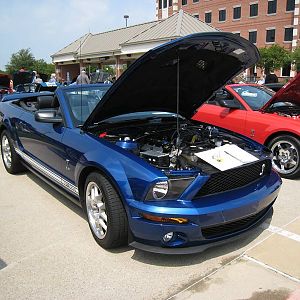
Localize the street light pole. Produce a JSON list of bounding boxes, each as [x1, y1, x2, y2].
[[124, 15, 129, 27]]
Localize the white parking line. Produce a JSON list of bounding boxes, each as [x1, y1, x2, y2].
[[244, 255, 300, 284], [261, 223, 300, 243]]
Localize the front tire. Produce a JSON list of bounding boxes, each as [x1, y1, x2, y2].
[[268, 135, 300, 179], [83, 172, 128, 249], [1, 130, 25, 174]]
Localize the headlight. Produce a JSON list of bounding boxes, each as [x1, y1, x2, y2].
[[145, 177, 194, 201], [152, 181, 169, 199]]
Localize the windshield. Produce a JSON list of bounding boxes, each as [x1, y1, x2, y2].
[[232, 85, 274, 110], [63, 85, 111, 126]]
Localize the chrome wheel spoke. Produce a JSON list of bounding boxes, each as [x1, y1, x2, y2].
[[100, 211, 107, 222]]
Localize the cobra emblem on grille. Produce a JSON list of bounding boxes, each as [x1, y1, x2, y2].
[[259, 163, 266, 176]]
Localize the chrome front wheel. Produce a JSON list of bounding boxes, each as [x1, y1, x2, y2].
[[84, 172, 128, 249], [269, 135, 300, 179], [86, 181, 108, 240]]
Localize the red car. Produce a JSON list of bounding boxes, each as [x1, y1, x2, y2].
[[193, 73, 300, 179]]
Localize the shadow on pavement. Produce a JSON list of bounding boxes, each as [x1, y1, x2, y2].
[[0, 258, 7, 270]]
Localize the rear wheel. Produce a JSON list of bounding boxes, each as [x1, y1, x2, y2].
[[83, 172, 128, 249], [268, 135, 300, 179], [1, 130, 25, 174]]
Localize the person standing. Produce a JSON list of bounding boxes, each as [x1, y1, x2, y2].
[[49, 73, 57, 83], [76, 70, 90, 84]]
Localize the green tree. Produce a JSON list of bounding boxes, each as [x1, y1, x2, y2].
[[257, 44, 291, 72], [33, 59, 55, 77], [292, 47, 300, 72], [5, 48, 35, 74], [103, 65, 115, 75]]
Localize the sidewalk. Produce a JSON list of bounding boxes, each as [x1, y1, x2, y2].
[[169, 218, 300, 300]]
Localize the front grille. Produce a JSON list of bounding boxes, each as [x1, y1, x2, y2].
[[194, 159, 271, 198], [201, 203, 272, 239]]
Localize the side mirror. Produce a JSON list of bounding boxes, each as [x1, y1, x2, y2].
[[218, 99, 241, 109], [35, 109, 63, 123]]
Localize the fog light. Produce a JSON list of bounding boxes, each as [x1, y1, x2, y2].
[[163, 232, 174, 243]]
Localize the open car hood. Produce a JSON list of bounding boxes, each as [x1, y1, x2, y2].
[[84, 32, 259, 128], [0, 74, 10, 88], [261, 72, 300, 111], [13, 71, 34, 86]]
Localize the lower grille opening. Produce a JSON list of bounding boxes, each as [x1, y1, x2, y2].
[[201, 203, 273, 239]]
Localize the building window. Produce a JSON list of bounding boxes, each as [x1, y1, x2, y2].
[[282, 64, 291, 76], [268, 0, 277, 14], [286, 0, 295, 11], [284, 27, 293, 41], [249, 31, 257, 43], [193, 0, 199, 2], [163, 0, 167, 8], [169, 0, 173, 6], [266, 29, 276, 43], [193, 14, 199, 19], [250, 3, 258, 17], [182, 0, 187, 5], [233, 6, 241, 20], [205, 12, 212, 23], [159, 0, 162, 9], [219, 9, 226, 22]]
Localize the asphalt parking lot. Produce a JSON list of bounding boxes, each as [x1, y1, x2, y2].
[[0, 161, 300, 300]]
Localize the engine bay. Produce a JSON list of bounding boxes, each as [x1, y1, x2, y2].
[[94, 120, 262, 175]]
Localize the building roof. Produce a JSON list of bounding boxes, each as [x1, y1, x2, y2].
[[53, 33, 91, 56], [123, 10, 218, 45], [80, 21, 159, 57], [52, 10, 218, 61]]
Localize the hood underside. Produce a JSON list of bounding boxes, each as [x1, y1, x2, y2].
[[262, 72, 300, 111], [84, 32, 260, 128]]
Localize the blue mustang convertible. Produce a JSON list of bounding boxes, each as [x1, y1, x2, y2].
[[0, 33, 281, 254]]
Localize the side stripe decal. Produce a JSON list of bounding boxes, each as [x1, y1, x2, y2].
[[15, 148, 79, 196]]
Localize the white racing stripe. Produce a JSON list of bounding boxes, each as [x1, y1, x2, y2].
[[261, 223, 300, 243], [15, 147, 79, 196]]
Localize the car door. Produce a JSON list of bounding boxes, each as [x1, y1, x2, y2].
[[15, 103, 66, 177], [193, 89, 247, 136]]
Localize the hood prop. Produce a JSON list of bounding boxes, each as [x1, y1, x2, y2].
[[176, 54, 181, 148], [174, 53, 182, 169]]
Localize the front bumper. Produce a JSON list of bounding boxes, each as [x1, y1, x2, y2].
[[130, 204, 273, 254], [127, 170, 281, 254]]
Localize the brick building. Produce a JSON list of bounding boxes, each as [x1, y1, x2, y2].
[[156, 0, 299, 78]]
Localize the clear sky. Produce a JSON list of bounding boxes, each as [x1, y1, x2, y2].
[[0, 0, 155, 70]]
